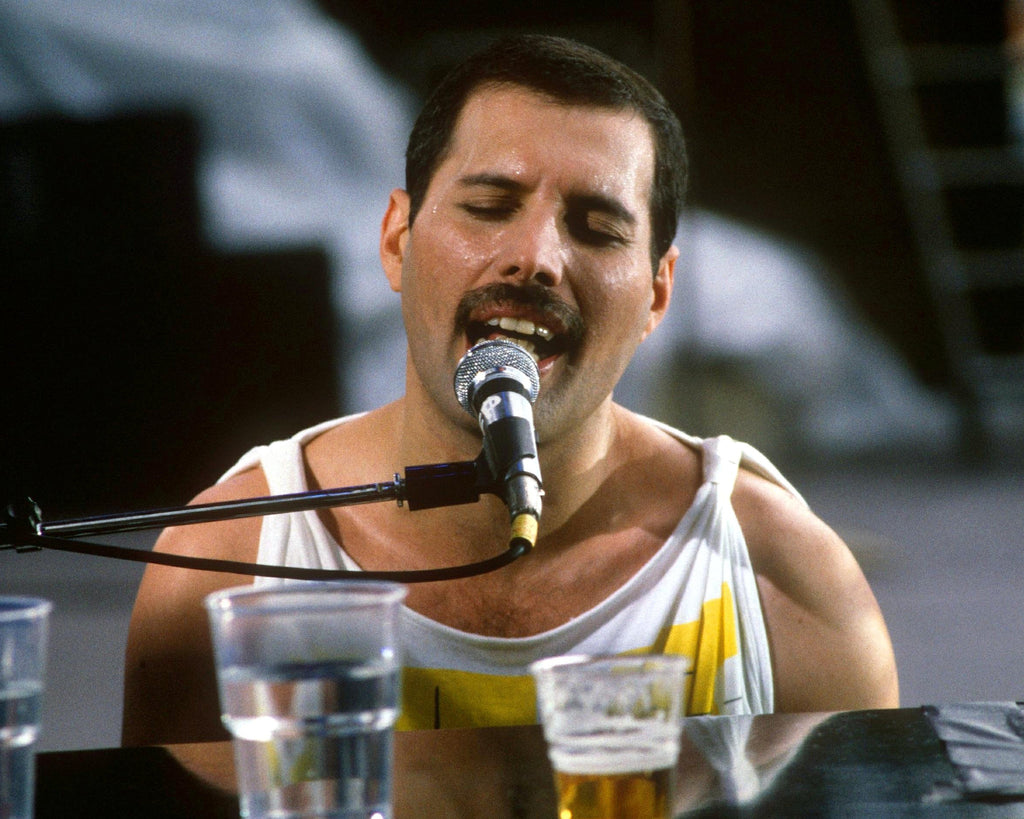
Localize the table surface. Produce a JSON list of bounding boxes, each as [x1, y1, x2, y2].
[[35, 704, 1024, 818]]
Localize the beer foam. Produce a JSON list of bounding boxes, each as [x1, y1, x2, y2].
[[549, 745, 677, 776]]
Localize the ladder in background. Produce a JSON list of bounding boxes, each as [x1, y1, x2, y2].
[[850, 0, 1024, 455]]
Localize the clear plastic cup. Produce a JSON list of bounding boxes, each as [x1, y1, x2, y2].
[[205, 582, 406, 819], [0, 597, 52, 819]]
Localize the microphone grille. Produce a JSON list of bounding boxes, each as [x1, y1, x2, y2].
[[453, 339, 540, 414]]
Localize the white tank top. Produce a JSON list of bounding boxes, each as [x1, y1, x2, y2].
[[221, 416, 804, 728]]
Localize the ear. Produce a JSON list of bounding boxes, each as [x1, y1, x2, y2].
[[641, 243, 678, 340], [380, 188, 411, 293]]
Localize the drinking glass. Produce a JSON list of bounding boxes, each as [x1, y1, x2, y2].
[[0, 597, 52, 819], [531, 654, 687, 819], [205, 582, 406, 819]]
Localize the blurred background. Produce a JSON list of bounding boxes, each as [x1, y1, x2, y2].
[[1, 0, 1022, 750]]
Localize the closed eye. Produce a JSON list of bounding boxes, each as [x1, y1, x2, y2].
[[457, 173, 524, 221], [565, 194, 636, 248], [565, 210, 630, 247], [461, 202, 518, 220]]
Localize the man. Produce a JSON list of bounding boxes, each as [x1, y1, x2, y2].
[[122, 35, 898, 746]]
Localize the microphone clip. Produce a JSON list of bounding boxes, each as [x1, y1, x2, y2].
[[397, 454, 501, 511], [0, 498, 44, 553]]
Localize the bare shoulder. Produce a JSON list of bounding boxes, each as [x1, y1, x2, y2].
[[618, 409, 703, 478], [122, 467, 269, 746], [132, 467, 269, 605], [731, 466, 899, 712], [304, 405, 400, 486], [155, 466, 270, 561]]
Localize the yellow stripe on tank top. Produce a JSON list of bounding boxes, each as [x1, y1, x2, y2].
[[396, 666, 538, 730], [669, 582, 738, 715], [394, 583, 738, 730]]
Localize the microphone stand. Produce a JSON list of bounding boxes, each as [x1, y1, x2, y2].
[[0, 456, 534, 583]]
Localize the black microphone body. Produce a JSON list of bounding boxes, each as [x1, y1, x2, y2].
[[454, 341, 543, 530]]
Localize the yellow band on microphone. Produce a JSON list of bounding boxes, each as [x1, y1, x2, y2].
[[509, 513, 538, 552]]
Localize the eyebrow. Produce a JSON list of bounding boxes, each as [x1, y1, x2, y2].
[[457, 173, 525, 193], [457, 173, 638, 226]]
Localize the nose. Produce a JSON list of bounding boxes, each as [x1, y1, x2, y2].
[[499, 209, 564, 288]]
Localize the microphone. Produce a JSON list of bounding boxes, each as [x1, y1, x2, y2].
[[453, 339, 543, 549]]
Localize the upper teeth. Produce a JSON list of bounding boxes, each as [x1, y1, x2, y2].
[[486, 316, 554, 340]]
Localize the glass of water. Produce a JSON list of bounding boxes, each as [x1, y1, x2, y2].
[[0, 597, 52, 819], [205, 582, 406, 819], [531, 654, 688, 819]]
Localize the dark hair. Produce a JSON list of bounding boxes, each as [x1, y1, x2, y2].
[[404, 34, 688, 264]]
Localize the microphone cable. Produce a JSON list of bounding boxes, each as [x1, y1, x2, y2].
[[7, 529, 531, 583]]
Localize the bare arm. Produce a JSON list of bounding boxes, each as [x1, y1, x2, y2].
[[735, 472, 899, 713], [121, 470, 268, 746]]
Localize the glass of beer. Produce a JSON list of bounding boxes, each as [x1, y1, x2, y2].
[[530, 655, 687, 819]]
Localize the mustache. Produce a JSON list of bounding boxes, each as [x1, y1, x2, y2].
[[454, 283, 585, 344]]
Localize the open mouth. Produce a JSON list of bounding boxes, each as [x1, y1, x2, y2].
[[466, 315, 566, 366], [457, 283, 583, 370]]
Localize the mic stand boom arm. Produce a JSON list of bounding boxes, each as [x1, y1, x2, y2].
[[33, 460, 483, 539], [1, 457, 533, 583]]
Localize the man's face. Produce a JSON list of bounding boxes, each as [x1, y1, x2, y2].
[[382, 84, 676, 441]]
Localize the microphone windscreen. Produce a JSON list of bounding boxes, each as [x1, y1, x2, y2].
[[453, 340, 540, 414]]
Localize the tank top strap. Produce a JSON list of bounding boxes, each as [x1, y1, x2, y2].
[[701, 435, 743, 494], [260, 438, 309, 495]]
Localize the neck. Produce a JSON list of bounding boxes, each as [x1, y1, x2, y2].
[[391, 376, 622, 541], [534, 399, 621, 533], [392, 382, 484, 468]]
